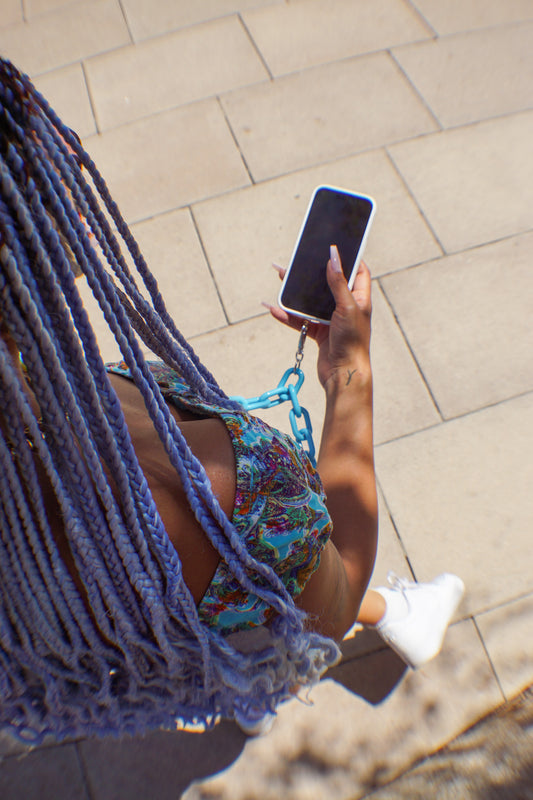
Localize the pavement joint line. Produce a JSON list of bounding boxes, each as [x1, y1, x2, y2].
[[472, 616, 507, 702], [189, 206, 231, 327], [116, 0, 135, 47], [403, 0, 438, 39], [80, 61, 100, 136], [374, 228, 533, 282], [74, 741, 95, 800], [373, 388, 533, 450], [440, 389, 533, 424], [468, 589, 533, 620], [237, 12, 274, 82], [374, 474, 416, 580], [215, 94, 256, 186], [382, 146, 446, 257], [387, 48, 444, 132], [376, 278, 445, 421]]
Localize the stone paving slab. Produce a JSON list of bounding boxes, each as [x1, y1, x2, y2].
[[120, 0, 278, 43], [476, 594, 533, 700], [0, 743, 89, 800], [2, 0, 23, 27], [220, 53, 439, 181], [375, 393, 533, 615], [32, 63, 97, 138], [24, 0, 83, 20], [85, 16, 268, 131], [242, 0, 432, 76], [380, 233, 533, 419], [0, 0, 130, 75], [370, 284, 441, 444], [77, 724, 246, 800], [388, 112, 533, 253], [131, 209, 228, 337], [83, 100, 251, 223], [393, 23, 533, 127], [410, 0, 533, 35]]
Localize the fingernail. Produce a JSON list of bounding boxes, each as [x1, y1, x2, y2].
[[329, 245, 342, 273], [261, 301, 274, 311]]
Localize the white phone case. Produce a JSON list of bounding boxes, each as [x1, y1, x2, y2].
[[278, 185, 375, 325]]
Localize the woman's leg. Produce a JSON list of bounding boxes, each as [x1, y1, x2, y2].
[[356, 589, 387, 626]]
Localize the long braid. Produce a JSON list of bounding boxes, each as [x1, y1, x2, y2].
[[2, 144, 218, 674], [0, 175, 165, 633], [0, 57, 340, 743], [0, 250, 147, 639], [0, 341, 110, 657], [34, 138, 299, 620], [3, 141, 203, 609], [39, 106, 226, 403], [7, 77, 297, 619], [1, 197, 212, 682]]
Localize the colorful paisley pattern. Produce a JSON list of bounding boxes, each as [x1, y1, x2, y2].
[[106, 362, 332, 634]]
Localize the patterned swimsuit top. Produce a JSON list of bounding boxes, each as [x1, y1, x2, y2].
[[106, 362, 333, 634]]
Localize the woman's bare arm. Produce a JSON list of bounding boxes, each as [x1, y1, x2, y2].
[[268, 248, 378, 640]]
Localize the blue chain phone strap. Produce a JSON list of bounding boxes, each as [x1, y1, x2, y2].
[[230, 321, 317, 465]]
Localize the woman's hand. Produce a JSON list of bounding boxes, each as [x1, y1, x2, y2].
[[266, 245, 372, 389]]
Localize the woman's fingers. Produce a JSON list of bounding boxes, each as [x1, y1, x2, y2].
[[262, 302, 300, 330], [272, 263, 286, 280], [266, 248, 371, 344], [327, 247, 372, 317], [262, 301, 324, 339], [326, 246, 358, 313]]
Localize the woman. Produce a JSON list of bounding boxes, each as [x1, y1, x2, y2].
[[0, 58, 462, 742]]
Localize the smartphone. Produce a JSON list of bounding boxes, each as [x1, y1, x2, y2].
[[278, 185, 375, 325]]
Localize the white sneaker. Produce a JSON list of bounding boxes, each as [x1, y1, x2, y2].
[[374, 572, 465, 669]]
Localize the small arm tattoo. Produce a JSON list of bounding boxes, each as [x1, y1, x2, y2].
[[346, 369, 358, 385]]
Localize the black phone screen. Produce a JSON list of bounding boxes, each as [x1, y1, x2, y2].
[[280, 188, 374, 321]]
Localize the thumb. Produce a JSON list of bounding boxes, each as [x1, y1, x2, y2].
[[326, 245, 356, 313]]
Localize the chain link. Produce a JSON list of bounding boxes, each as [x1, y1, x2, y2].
[[230, 368, 304, 412], [230, 321, 316, 464]]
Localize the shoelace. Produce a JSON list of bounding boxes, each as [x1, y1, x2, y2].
[[386, 571, 416, 594]]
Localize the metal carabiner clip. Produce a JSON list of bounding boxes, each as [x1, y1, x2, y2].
[[293, 320, 309, 372]]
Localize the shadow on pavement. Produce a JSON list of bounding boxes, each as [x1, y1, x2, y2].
[[330, 628, 408, 705], [78, 719, 246, 800], [77, 633, 407, 799]]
